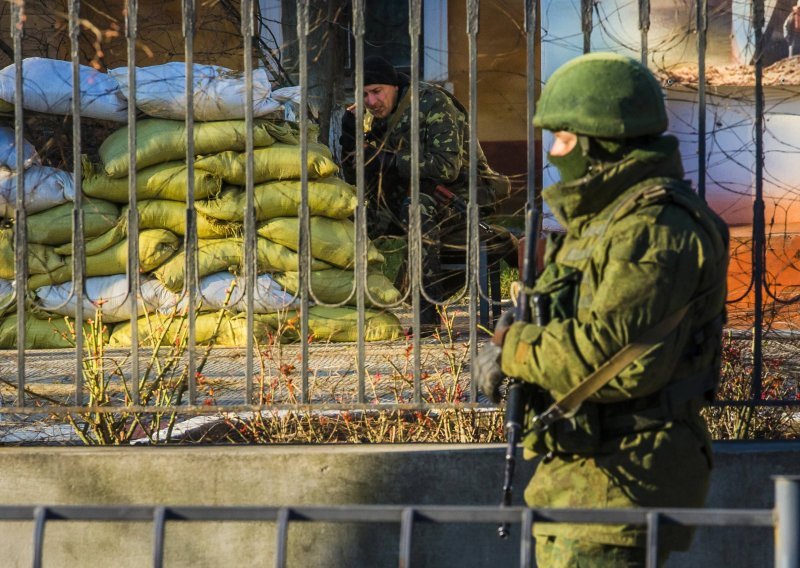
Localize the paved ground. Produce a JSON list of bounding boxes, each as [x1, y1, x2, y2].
[[0, 305, 497, 443]]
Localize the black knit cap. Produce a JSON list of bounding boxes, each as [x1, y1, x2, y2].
[[363, 56, 400, 87]]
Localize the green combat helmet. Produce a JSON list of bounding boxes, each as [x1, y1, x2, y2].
[[533, 52, 668, 138]]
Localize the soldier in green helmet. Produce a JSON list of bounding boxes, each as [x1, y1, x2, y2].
[[475, 52, 729, 566]]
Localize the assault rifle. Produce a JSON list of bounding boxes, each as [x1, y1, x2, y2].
[[432, 184, 493, 232], [497, 205, 545, 539]]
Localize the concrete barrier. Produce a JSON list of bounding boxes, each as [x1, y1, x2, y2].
[[0, 441, 796, 567]]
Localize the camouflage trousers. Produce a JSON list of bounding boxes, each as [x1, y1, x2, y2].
[[366, 174, 461, 310], [535, 535, 671, 568]]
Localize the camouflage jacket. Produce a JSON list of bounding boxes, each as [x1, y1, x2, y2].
[[501, 135, 729, 548], [359, 82, 501, 207]]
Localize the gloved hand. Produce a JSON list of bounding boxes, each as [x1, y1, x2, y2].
[[339, 110, 357, 155], [474, 342, 504, 404]]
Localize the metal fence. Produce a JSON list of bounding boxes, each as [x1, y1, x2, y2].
[[0, 0, 797, 424], [0, 475, 797, 568]]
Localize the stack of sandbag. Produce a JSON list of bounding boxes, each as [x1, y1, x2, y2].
[[84, 62, 401, 345], [0, 59, 404, 347], [0, 125, 123, 348]]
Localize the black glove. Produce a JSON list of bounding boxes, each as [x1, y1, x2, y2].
[[475, 343, 504, 403], [339, 110, 357, 156]]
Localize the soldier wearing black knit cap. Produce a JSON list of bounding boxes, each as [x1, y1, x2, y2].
[[340, 56, 507, 337]]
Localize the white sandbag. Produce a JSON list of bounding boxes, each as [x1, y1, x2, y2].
[[271, 86, 301, 104], [170, 271, 300, 313], [109, 62, 281, 121], [34, 275, 179, 323], [0, 126, 39, 170], [0, 57, 128, 121], [0, 165, 74, 218], [0, 278, 13, 315]]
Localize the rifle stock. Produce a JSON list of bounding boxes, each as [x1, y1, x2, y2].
[[497, 206, 541, 539]]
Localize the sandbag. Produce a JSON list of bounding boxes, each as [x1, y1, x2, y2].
[[27, 229, 180, 290], [109, 63, 280, 121], [98, 118, 280, 178], [257, 217, 383, 269], [108, 311, 272, 347], [273, 270, 402, 306], [25, 198, 119, 245], [153, 237, 330, 292], [0, 125, 39, 170], [0, 165, 74, 218], [0, 278, 13, 316], [262, 306, 402, 343], [34, 275, 178, 323], [54, 220, 127, 256], [0, 57, 127, 121], [0, 228, 66, 280], [123, 200, 238, 238], [0, 313, 109, 349], [83, 160, 222, 203], [195, 177, 357, 222], [171, 271, 300, 313], [194, 143, 338, 184]]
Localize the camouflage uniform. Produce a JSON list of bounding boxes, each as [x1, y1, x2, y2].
[[342, 82, 500, 303], [494, 54, 729, 565]]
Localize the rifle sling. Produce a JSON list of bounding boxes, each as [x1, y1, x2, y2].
[[531, 304, 690, 432]]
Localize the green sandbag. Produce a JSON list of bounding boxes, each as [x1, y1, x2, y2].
[[257, 217, 383, 269], [26, 198, 120, 245], [54, 220, 127, 256], [194, 143, 338, 185], [0, 229, 66, 280], [99, 119, 281, 178], [261, 306, 402, 343], [273, 269, 401, 306], [195, 177, 357, 222], [27, 229, 180, 290], [83, 160, 222, 203], [263, 120, 319, 145], [109, 311, 272, 347], [153, 237, 330, 292], [123, 200, 239, 238], [0, 314, 108, 349]]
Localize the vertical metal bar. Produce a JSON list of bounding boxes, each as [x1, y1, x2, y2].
[[519, 508, 534, 568], [524, 0, 538, 210], [581, 0, 593, 54], [183, 0, 198, 404], [639, 0, 650, 65], [398, 507, 416, 568], [409, 0, 422, 403], [646, 511, 660, 568], [242, 0, 256, 405], [696, 0, 707, 201], [750, 0, 765, 411], [11, 0, 26, 405], [774, 476, 800, 568], [152, 506, 167, 568], [126, 0, 141, 398], [353, 0, 367, 404], [297, 0, 310, 403], [31, 506, 47, 568], [275, 507, 290, 568], [467, 0, 480, 401], [69, 0, 86, 407]]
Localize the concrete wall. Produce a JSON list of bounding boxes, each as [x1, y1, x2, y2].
[[0, 442, 796, 567]]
